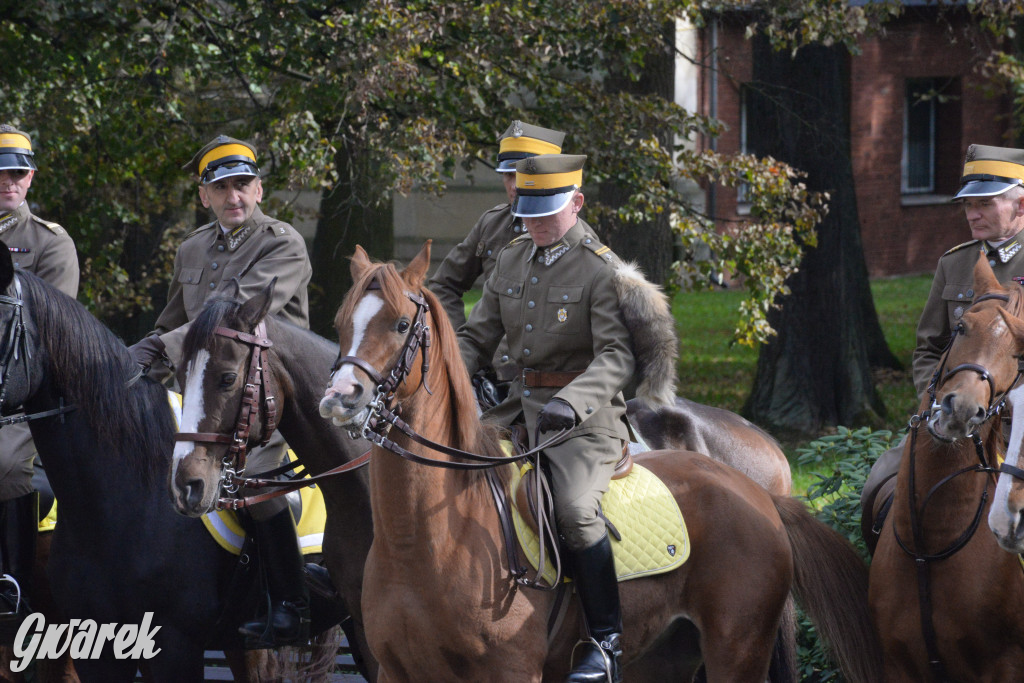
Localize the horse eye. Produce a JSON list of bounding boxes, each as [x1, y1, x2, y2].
[[397, 320, 410, 334], [219, 373, 237, 389]]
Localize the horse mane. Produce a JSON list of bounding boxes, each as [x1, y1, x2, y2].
[[18, 270, 173, 483], [181, 296, 242, 365], [340, 261, 505, 461]]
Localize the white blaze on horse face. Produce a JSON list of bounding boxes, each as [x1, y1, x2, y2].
[[326, 293, 383, 405], [173, 349, 211, 470]]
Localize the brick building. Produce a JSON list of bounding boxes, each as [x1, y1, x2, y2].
[[698, 5, 1014, 277]]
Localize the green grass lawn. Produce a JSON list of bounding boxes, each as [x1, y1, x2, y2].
[[464, 273, 934, 494]]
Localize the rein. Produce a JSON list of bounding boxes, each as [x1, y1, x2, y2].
[[333, 282, 572, 590], [898, 291, 1022, 681]]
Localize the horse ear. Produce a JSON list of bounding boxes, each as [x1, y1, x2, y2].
[[0, 240, 12, 291], [974, 251, 1004, 296], [350, 245, 372, 281], [239, 277, 276, 329], [403, 240, 432, 287], [998, 307, 1024, 349], [224, 277, 241, 300]]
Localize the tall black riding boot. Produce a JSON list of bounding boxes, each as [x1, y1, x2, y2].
[[566, 534, 623, 683], [0, 491, 38, 618], [239, 508, 310, 647]]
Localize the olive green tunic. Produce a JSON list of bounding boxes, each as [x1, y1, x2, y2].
[[0, 202, 78, 500], [458, 219, 635, 549], [912, 235, 1024, 396]]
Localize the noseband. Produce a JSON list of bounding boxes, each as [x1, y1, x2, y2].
[[174, 320, 279, 492]]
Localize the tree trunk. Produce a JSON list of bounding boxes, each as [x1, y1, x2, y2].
[[742, 38, 898, 436], [309, 141, 394, 336]]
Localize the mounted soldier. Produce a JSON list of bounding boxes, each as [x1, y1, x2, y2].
[[458, 153, 677, 683]]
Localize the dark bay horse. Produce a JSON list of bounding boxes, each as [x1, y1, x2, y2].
[[870, 254, 1024, 681], [0, 248, 311, 681], [167, 280, 377, 680], [318, 243, 881, 683]]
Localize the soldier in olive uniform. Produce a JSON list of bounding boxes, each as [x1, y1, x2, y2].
[[429, 121, 564, 392], [861, 144, 1024, 551], [0, 125, 79, 622], [128, 136, 312, 646], [458, 155, 632, 683]]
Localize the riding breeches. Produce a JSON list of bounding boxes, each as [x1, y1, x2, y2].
[[543, 431, 622, 550], [240, 431, 290, 521], [0, 423, 37, 502]]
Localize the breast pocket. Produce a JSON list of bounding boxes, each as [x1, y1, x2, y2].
[[8, 251, 35, 271], [941, 282, 973, 323], [178, 266, 206, 314], [543, 285, 584, 336], [475, 239, 504, 263]]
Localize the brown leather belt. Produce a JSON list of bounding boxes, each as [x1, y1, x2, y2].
[[521, 369, 584, 388]]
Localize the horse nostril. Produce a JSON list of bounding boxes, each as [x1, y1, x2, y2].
[[341, 383, 364, 408], [940, 393, 955, 415], [185, 480, 205, 510]]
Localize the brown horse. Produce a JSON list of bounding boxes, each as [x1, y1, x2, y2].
[[318, 243, 881, 683], [869, 254, 1024, 681]]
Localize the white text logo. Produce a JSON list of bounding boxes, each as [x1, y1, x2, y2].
[[11, 612, 162, 672]]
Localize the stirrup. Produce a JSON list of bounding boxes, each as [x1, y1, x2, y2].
[[568, 636, 614, 683], [0, 574, 22, 616]]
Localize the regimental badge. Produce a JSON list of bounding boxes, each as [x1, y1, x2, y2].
[[999, 240, 1022, 263], [511, 120, 523, 138], [557, 308, 568, 323], [0, 213, 16, 236]]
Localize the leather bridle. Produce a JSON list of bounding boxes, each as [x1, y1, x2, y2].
[[174, 321, 279, 494]]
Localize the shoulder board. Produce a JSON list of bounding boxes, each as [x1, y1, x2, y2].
[[262, 221, 294, 237], [942, 239, 981, 257], [182, 223, 215, 242], [582, 235, 619, 265], [36, 218, 66, 236], [509, 234, 532, 247]]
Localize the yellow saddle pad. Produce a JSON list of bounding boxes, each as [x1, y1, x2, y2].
[[509, 457, 689, 586], [165, 391, 326, 556]]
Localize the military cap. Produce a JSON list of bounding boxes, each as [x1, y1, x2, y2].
[[0, 125, 37, 172], [184, 135, 260, 185], [954, 144, 1024, 199], [513, 154, 586, 218], [495, 121, 565, 173]]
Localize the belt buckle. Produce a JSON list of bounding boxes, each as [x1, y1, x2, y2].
[[521, 367, 535, 388]]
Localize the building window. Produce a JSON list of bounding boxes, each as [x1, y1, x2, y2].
[[903, 79, 936, 193]]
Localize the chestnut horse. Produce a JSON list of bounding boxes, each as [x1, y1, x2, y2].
[[167, 281, 378, 681], [318, 243, 881, 683], [870, 254, 1024, 681]]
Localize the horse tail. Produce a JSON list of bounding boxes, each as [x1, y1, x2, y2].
[[767, 594, 798, 683], [773, 495, 883, 683]]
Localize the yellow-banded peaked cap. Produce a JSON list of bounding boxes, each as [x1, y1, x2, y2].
[[513, 154, 585, 217], [184, 135, 260, 185], [955, 144, 1024, 199], [0, 125, 36, 171], [496, 121, 566, 172]]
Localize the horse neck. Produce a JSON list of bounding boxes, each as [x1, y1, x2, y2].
[[893, 421, 998, 542], [368, 359, 496, 558]]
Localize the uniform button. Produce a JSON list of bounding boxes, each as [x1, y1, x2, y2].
[[954, 306, 964, 319], [528, 301, 535, 308], [523, 389, 531, 397], [585, 239, 592, 244], [967, 289, 974, 298], [531, 277, 538, 284], [187, 276, 193, 283], [990, 259, 998, 267], [562, 294, 568, 301], [218, 245, 225, 252], [525, 324, 533, 332], [500, 355, 509, 363], [957, 293, 963, 300], [212, 262, 219, 270], [586, 407, 594, 414], [506, 288, 513, 295], [523, 348, 531, 356], [487, 250, 492, 256], [209, 282, 216, 289]]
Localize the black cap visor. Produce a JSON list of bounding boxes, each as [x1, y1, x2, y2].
[[0, 153, 36, 172], [201, 157, 259, 185], [954, 176, 1023, 199]]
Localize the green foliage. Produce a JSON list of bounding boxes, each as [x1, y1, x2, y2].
[[794, 426, 898, 681]]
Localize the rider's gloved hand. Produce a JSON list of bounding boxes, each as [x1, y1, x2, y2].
[[128, 335, 168, 373], [536, 398, 577, 433]]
